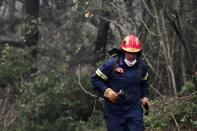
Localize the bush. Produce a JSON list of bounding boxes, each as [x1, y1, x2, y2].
[[13, 66, 97, 131], [180, 81, 196, 96], [0, 45, 97, 130], [144, 94, 197, 131], [0, 44, 34, 86]]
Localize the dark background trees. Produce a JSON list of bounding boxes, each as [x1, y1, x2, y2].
[[0, 0, 196, 130]]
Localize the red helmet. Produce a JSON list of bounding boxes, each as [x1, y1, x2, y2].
[[120, 34, 142, 53]]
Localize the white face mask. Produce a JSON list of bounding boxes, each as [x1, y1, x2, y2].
[[124, 59, 137, 67]]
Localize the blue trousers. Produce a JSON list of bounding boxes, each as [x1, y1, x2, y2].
[[104, 106, 144, 131]]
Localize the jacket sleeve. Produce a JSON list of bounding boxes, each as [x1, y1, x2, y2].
[[140, 63, 150, 98], [90, 58, 115, 94]]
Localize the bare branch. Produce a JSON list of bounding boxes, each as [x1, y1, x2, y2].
[[142, 0, 157, 19], [150, 84, 164, 99], [1, 98, 9, 116], [77, 64, 104, 102], [142, 53, 161, 80], [3, 106, 17, 128], [99, 15, 129, 35], [88, 95, 99, 126], [141, 18, 160, 36]]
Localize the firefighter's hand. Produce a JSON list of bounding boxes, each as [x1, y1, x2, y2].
[[104, 88, 119, 103], [141, 97, 150, 106]]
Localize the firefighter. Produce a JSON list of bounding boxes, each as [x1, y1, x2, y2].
[[91, 34, 150, 131]]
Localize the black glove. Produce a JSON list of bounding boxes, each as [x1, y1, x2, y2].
[[142, 103, 150, 116]]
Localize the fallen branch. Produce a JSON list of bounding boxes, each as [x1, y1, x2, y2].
[[176, 95, 194, 101], [171, 113, 180, 131], [0, 40, 26, 48]]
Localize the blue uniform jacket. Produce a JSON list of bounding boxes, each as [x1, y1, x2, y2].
[[91, 55, 150, 114]]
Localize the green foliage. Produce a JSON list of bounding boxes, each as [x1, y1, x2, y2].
[[15, 71, 68, 130], [11, 64, 96, 131], [24, 16, 40, 35], [74, 111, 106, 131], [180, 81, 196, 96], [0, 45, 97, 131], [0, 44, 34, 86]]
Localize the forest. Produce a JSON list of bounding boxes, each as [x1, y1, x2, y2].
[[0, 0, 196, 131]]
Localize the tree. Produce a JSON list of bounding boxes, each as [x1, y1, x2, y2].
[[25, 0, 39, 57], [94, 10, 110, 63]]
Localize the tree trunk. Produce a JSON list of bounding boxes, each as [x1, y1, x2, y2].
[[132, 0, 143, 35], [94, 10, 110, 64], [25, 0, 39, 57], [7, 0, 16, 31]]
